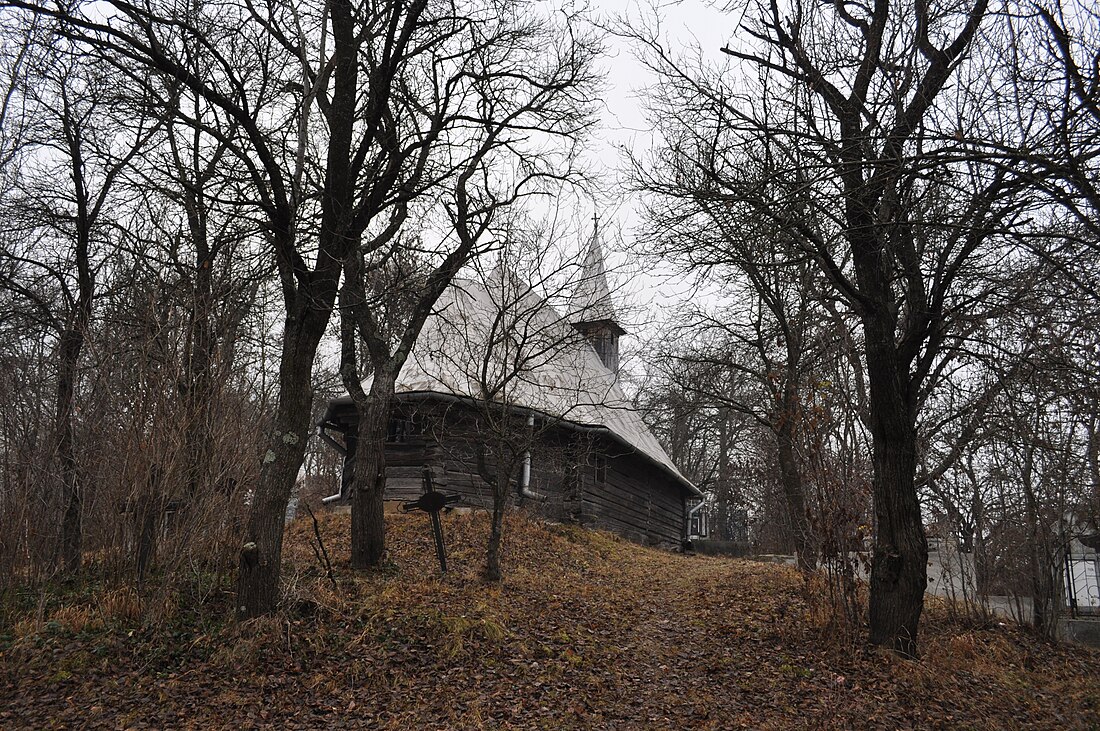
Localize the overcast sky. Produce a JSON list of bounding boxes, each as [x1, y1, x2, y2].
[[592, 0, 733, 154], [583, 0, 739, 347]]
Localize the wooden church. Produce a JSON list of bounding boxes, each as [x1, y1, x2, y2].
[[319, 245, 699, 549]]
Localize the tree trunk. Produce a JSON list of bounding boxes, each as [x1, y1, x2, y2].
[[57, 407, 82, 572], [776, 421, 816, 572], [843, 147, 930, 654], [350, 369, 396, 569], [135, 485, 160, 585], [235, 306, 325, 619], [56, 258, 93, 575], [57, 329, 83, 573], [1021, 440, 1057, 637], [864, 334, 928, 657], [180, 182, 215, 505], [484, 444, 512, 580], [484, 493, 505, 582], [236, 0, 357, 613], [56, 117, 96, 574]]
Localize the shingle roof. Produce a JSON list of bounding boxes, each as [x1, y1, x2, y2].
[[345, 269, 698, 495], [570, 239, 624, 332]]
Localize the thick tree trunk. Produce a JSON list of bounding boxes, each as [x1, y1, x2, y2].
[[235, 307, 324, 619], [776, 422, 816, 572], [57, 408, 82, 573], [56, 126, 95, 574], [1021, 442, 1057, 637], [864, 333, 928, 657], [236, 0, 357, 613], [843, 149, 930, 653], [866, 427, 927, 656], [350, 370, 396, 569], [56, 336, 82, 573], [180, 190, 215, 504]]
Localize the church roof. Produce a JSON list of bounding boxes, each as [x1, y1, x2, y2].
[[339, 270, 698, 496], [570, 239, 625, 334]]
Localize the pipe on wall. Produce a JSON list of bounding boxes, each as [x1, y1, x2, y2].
[[519, 414, 546, 501], [318, 424, 347, 503]]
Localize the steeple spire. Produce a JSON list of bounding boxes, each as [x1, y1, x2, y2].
[[573, 238, 618, 324], [571, 227, 625, 375]]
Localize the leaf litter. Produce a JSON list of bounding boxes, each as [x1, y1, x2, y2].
[[1, 510, 1097, 729]]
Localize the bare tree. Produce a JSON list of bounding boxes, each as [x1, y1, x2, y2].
[[0, 0, 598, 614], [0, 30, 158, 572], [1, 0, 356, 614], [422, 221, 596, 581], [618, 0, 1062, 654], [637, 221, 829, 572], [996, 1, 1100, 240], [335, 8, 601, 570]]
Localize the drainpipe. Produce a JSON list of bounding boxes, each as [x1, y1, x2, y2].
[[318, 423, 347, 504], [519, 414, 546, 501], [686, 500, 708, 539]]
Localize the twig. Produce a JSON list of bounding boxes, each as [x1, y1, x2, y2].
[[304, 504, 338, 591]]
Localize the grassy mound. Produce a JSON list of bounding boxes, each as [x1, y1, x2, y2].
[[1, 510, 1097, 729]]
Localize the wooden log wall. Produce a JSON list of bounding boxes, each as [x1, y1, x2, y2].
[[335, 397, 689, 550], [576, 442, 686, 550]]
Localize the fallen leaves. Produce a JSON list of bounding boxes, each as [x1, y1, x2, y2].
[[1, 510, 1098, 729]]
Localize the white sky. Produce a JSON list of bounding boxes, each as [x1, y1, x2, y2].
[[591, 0, 735, 152], [583, 0, 740, 349]]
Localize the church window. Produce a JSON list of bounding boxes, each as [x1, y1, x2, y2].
[[386, 412, 419, 443], [594, 453, 607, 483]]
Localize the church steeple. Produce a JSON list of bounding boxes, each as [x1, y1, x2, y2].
[[571, 234, 626, 375]]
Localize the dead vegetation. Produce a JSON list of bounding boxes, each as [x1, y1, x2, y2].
[[1, 510, 1097, 729]]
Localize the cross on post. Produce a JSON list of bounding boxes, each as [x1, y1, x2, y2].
[[401, 465, 461, 573]]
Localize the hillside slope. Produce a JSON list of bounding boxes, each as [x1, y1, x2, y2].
[[2, 511, 1097, 729]]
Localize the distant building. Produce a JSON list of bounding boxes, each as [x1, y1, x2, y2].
[[320, 244, 700, 549], [1066, 519, 1100, 617]]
